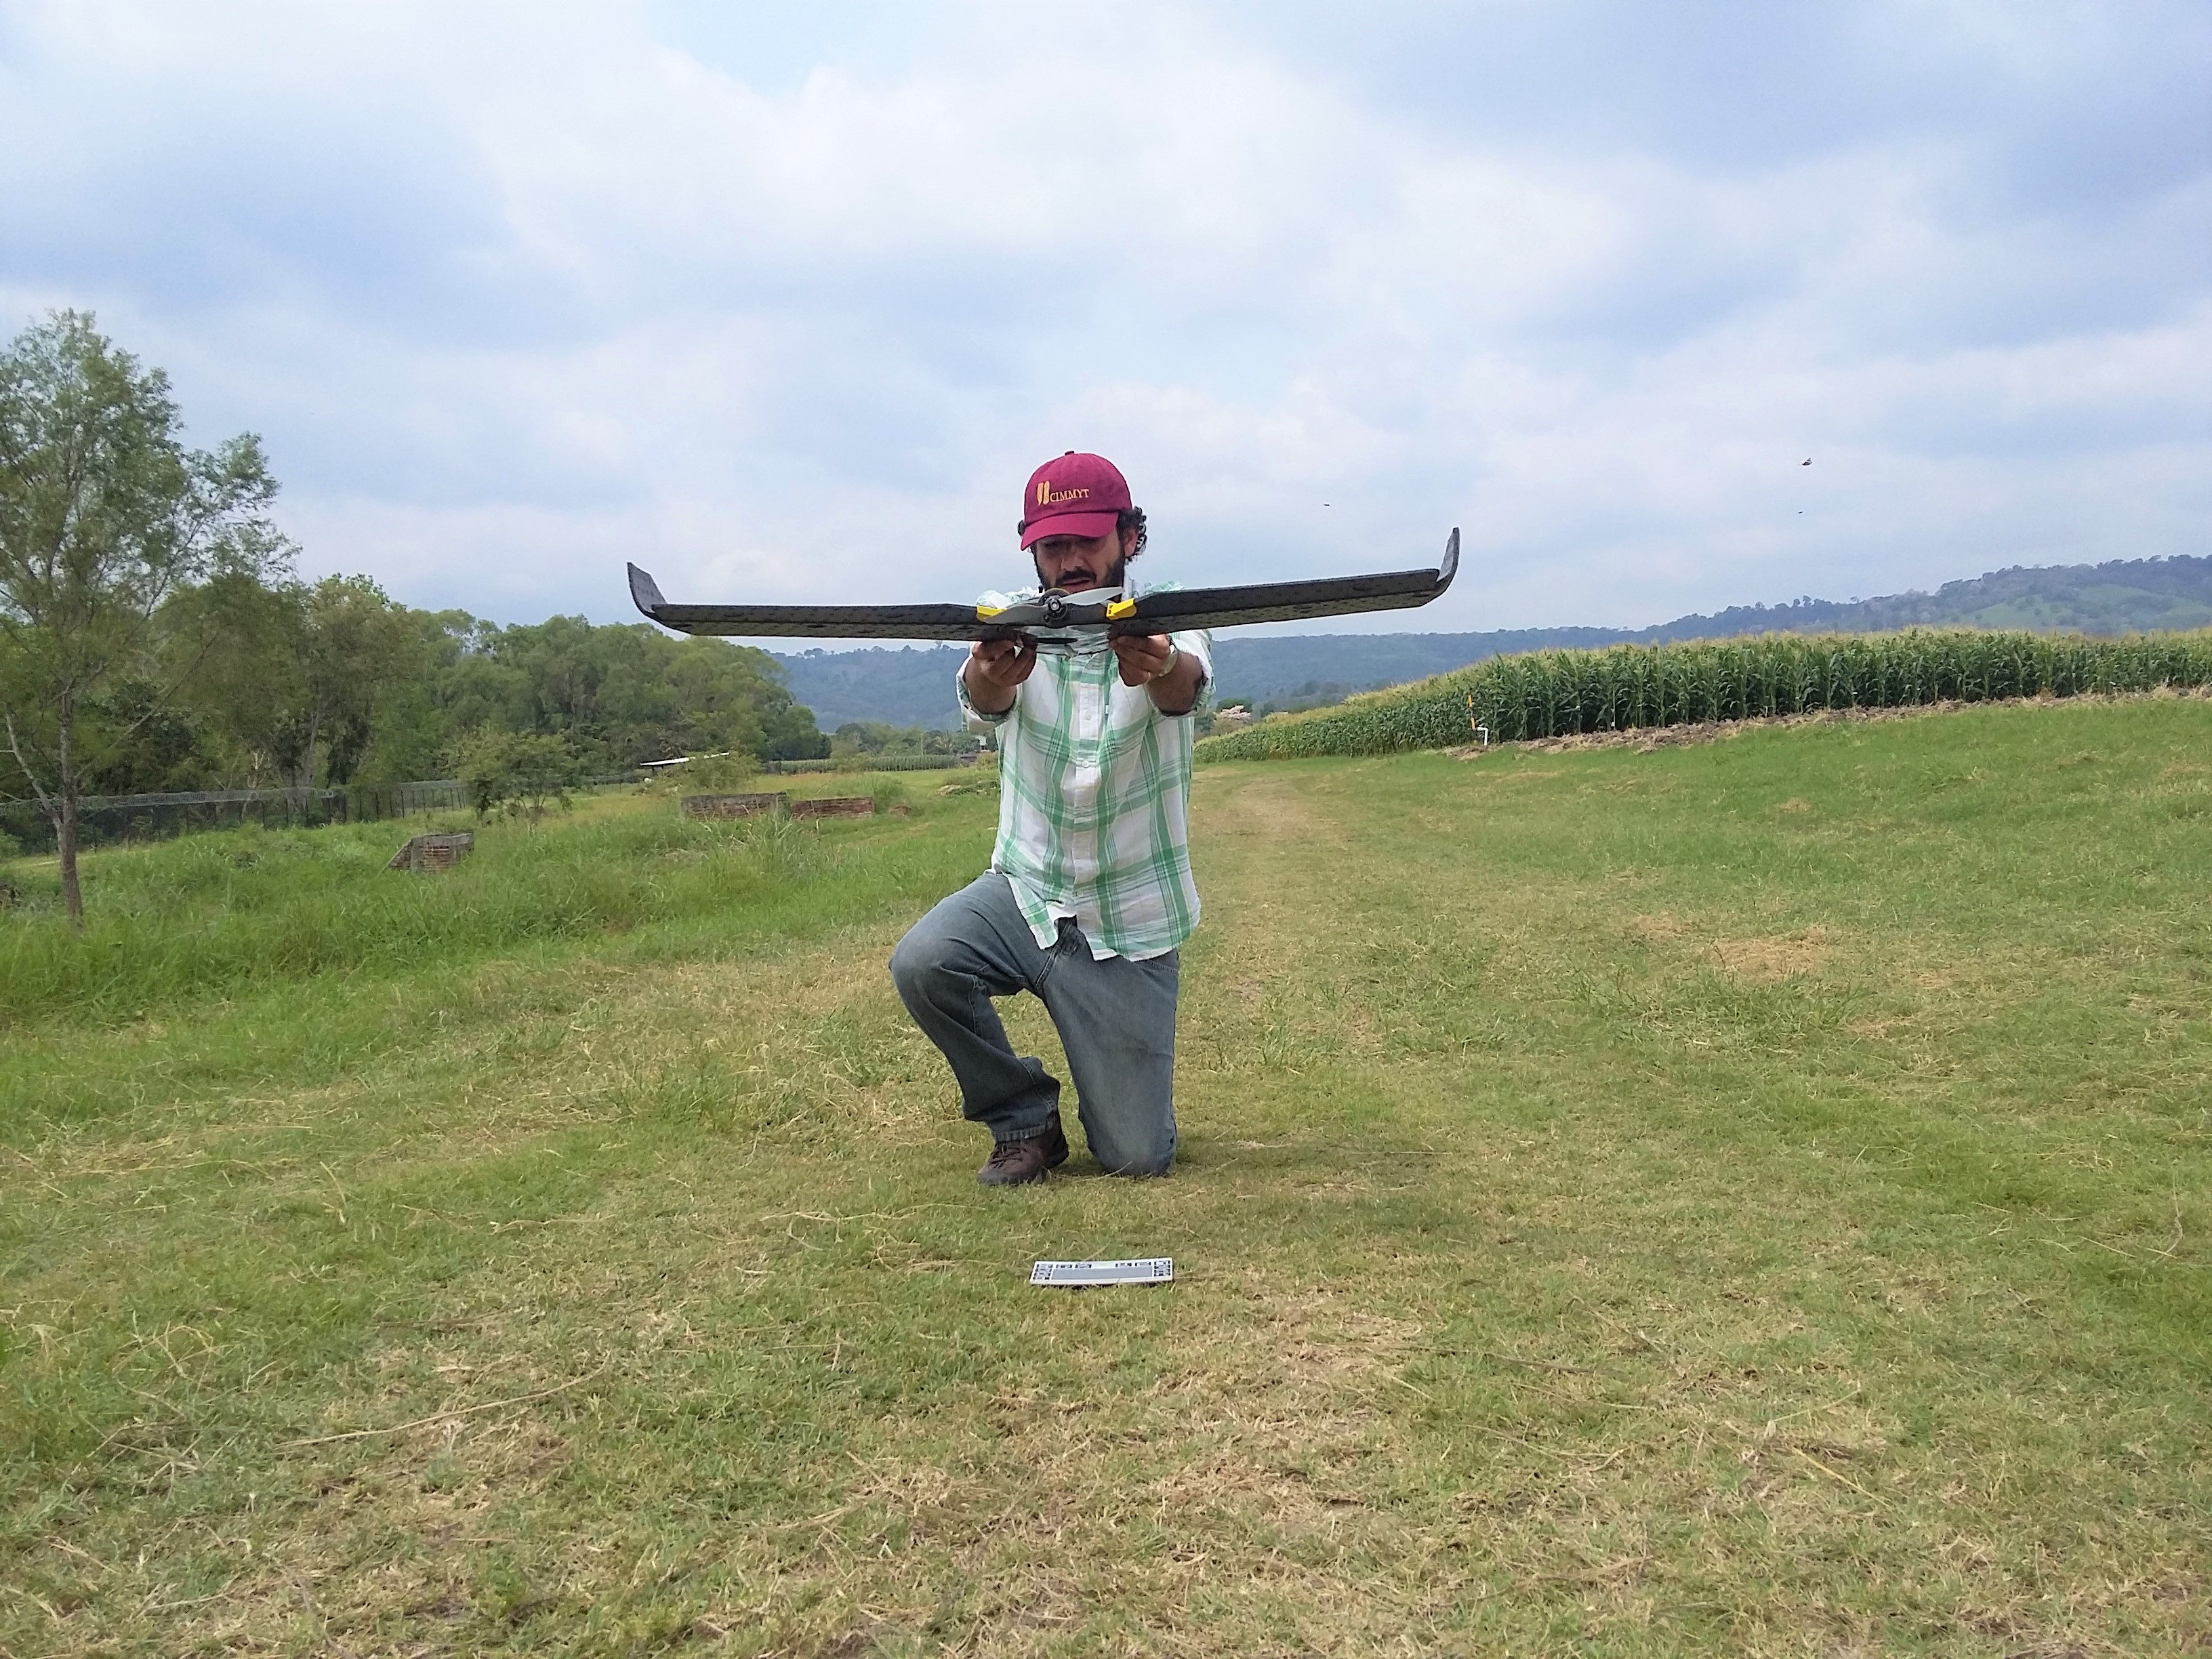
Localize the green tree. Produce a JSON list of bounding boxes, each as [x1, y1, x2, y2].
[[0, 311, 285, 926], [830, 720, 972, 758], [764, 700, 832, 760], [345, 607, 479, 785], [279, 575, 414, 786], [449, 615, 825, 769], [159, 569, 299, 788], [165, 571, 414, 788], [77, 676, 218, 795], [447, 727, 583, 821]]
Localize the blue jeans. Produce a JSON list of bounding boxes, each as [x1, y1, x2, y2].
[[889, 873, 1179, 1175]]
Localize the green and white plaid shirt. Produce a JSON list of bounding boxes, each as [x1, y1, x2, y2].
[[957, 592, 1212, 962]]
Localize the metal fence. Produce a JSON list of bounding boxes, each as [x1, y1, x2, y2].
[[352, 779, 468, 817], [0, 779, 466, 853]]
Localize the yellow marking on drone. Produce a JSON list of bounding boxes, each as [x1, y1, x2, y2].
[[975, 604, 1005, 619], [1105, 597, 1136, 619]]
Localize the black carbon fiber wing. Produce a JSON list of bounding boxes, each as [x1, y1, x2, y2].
[[626, 564, 987, 640], [628, 527, 1459, 641], [1126, 528, 1459, 632]]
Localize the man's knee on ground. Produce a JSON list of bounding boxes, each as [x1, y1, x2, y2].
[[1090, 1126, 1175, 1179]]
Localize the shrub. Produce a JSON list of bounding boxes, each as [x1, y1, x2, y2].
[[682, 751, 761, 794], [447, 729, 586, 819]]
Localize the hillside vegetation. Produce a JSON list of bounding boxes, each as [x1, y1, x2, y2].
[[1200, 626, 2212, 760], [774, 644, 972, 733], [4, 701, 2209, 1654], [1708, 551, 2212, 636], [1207, 551, 2212, 710]]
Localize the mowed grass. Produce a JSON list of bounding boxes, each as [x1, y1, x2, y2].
[[3, 704, 2208, 1656]]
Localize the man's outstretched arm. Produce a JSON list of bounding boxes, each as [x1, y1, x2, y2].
[[963, 637, 1037, 716], [1111, 632, 1206, 716]]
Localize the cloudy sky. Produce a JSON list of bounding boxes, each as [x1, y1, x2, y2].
[[3, 1, 2207, 635]]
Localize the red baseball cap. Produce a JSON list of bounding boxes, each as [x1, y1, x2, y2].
[[1019, 451, 1131, 548]]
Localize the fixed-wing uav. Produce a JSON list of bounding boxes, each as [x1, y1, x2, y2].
[[628, 529, 1459, 651]]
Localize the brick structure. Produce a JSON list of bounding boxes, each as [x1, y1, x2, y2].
[[387, 832, 475, 872], [789, 796, 875, 820], [680, 792, 790, 820]]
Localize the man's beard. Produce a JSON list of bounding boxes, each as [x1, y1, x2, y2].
[[1034, 554, 1126, 593]]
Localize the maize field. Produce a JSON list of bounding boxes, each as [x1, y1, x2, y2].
[[1196, 628, 2212, 761]]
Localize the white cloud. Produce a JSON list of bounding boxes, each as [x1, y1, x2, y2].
[[0, 0, 2203, 635]]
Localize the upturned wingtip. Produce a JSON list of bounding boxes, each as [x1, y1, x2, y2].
[[1437, 527, 1460, 589], [628, 562, 669, 619]]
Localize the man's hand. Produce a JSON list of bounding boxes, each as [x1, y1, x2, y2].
[[964, 637, 1037, 715], [1112, 632, 1205, 714], [1109, 632, 1174, 688]]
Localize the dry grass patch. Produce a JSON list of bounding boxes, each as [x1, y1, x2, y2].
[[1710, 926, 1833, 983]]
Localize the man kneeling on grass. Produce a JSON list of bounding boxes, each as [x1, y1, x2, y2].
[[890, 452, 1212, 1185]]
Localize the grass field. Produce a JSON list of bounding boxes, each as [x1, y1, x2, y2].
[[3, 701, 2209, 1656]]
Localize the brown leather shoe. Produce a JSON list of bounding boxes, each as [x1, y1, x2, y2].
[[977, 1115, 1070, 1186]]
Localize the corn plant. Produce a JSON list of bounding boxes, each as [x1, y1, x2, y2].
[[1196, 629, 2212, 762]]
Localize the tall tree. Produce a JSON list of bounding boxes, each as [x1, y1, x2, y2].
[[176, 573, 413, 787], [294, 576, 414, 786], [157, 568, 298, 787], [0, 311, 284, 925]]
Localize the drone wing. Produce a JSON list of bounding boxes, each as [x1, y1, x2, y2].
[[628, 528, 1460, 640], [1124, 528, 1458, 632], [626, 565, 987, 640]]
